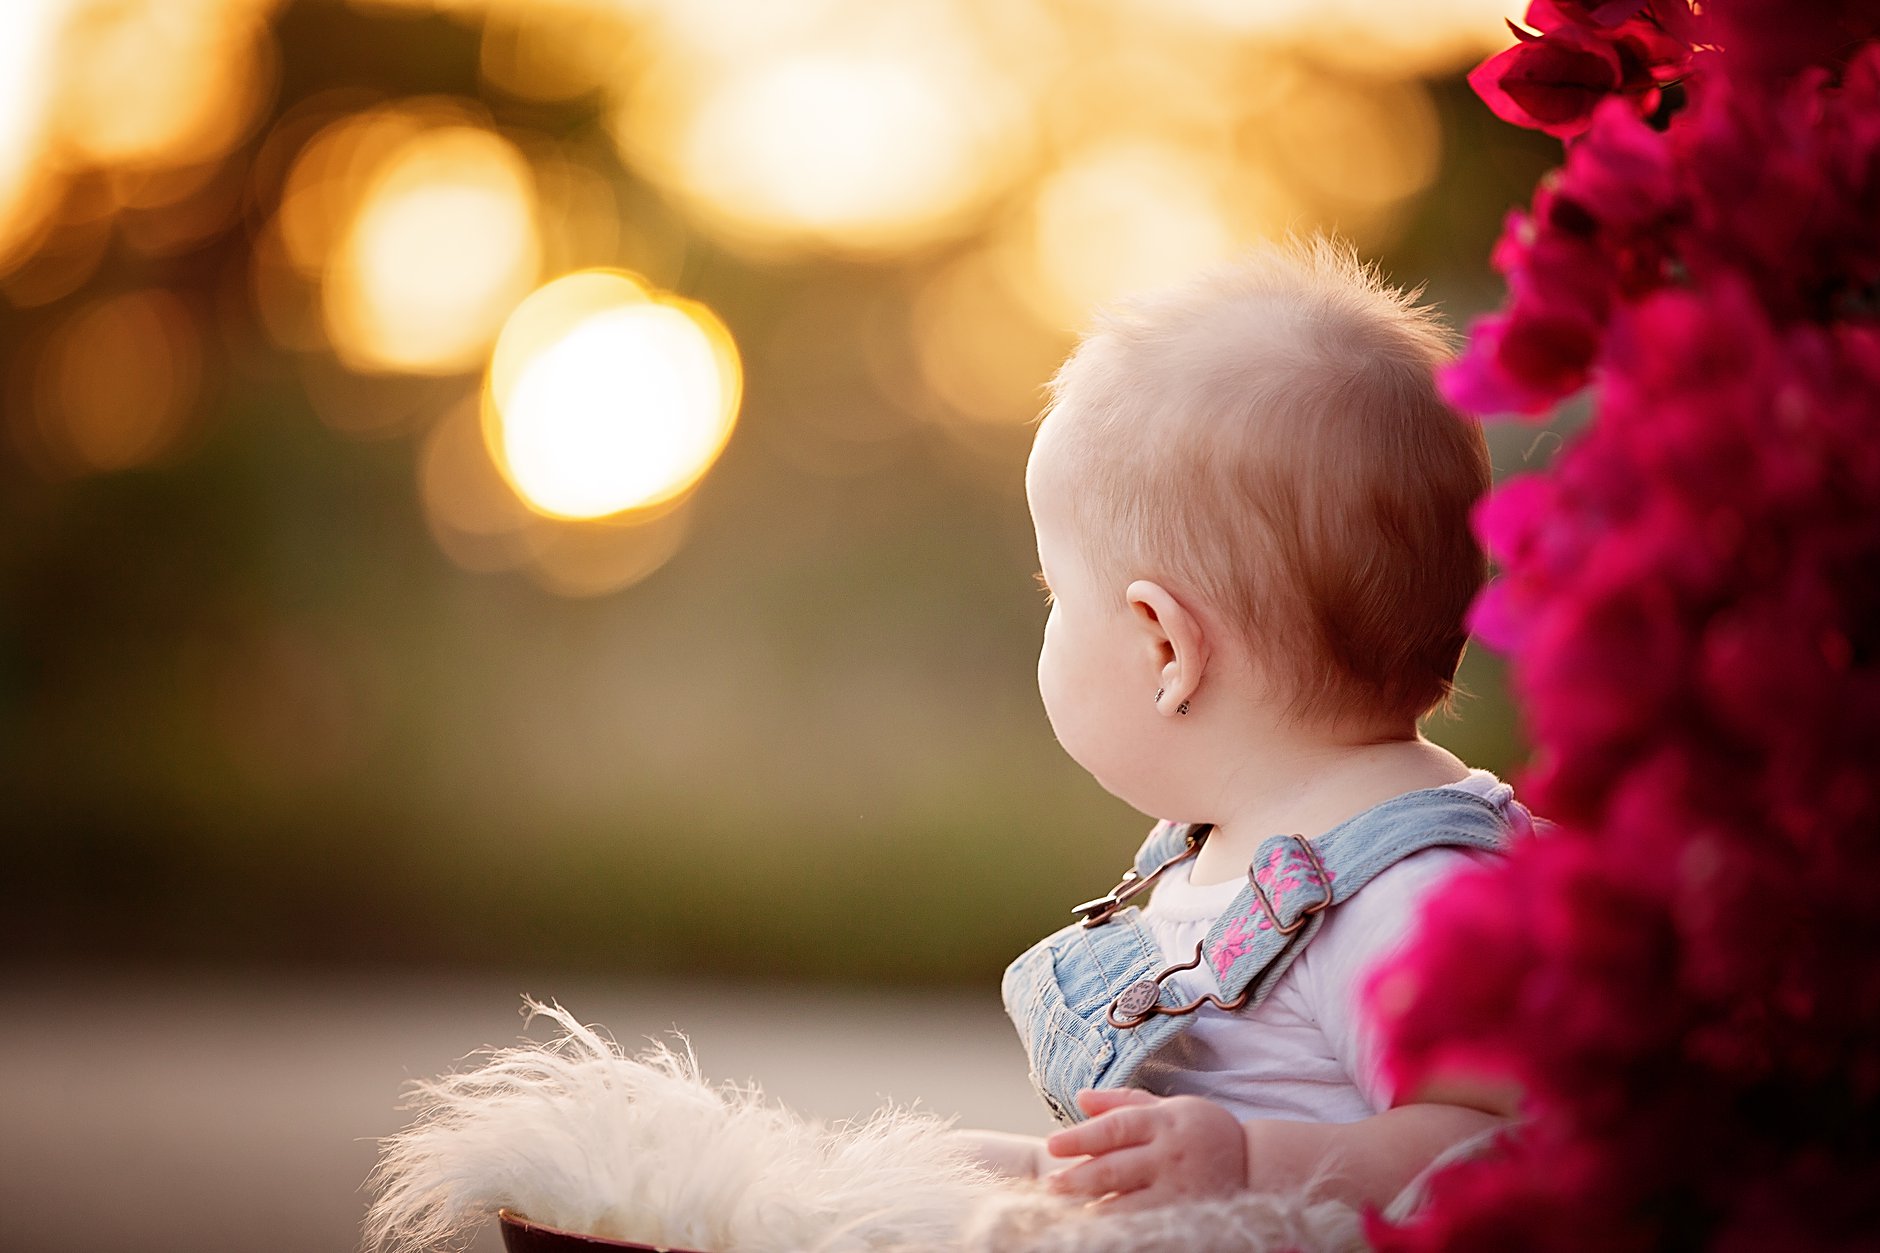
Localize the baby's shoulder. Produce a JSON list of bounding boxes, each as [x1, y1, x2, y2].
[[1301, 845, 1494, 980], [1347, 841, 1493, 901]]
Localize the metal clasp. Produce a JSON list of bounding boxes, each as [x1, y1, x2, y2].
[[1072, 824, 1210, 928], [1105, 940, 1252, 1028], [1248, 834, 1332, 937]]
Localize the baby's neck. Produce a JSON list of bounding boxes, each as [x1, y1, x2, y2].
[[1186, 735, 1472, 887]]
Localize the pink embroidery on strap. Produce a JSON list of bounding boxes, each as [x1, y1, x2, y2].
[[1211, 842, 1337, 980], [1211, 914, 1259, 979]]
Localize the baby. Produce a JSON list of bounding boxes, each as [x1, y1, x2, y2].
[[968, 239, 1530, 1214]]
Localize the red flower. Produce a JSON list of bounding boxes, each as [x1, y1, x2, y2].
[[1469, 23, 1626, 138], [1467, 4, 1692, 138]]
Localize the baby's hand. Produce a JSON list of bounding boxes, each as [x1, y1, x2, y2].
[[1043, 1089, 1247, 1210]]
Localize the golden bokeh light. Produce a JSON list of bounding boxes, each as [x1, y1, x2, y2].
[[1007, 139, 1307, 328], [1262, 75, 1441, 213], [54, 0, 278, 171], [0, 0, 66, 264], [420, 392, 696, 596], [254, 100, 545, 377], [624, 0, 850, 67], [1106, 0, 1515, 75], [0, 0, 282, 272], [521, 503, 694, 598], [912, 251, 1070, 425], [1142, 0, 1317, 35], [1310, 0, 1530, 77], [27, 287, 203, 476], [614, 4, 1026, 255], [486, 269, 742, 521], [273, 102, 427, 281], [673, 54, 1007, 249], [253, 96, 433, 354], [477, 1, 632, 104], [519, 141, 631, 285], [324, 124, 542, 374]]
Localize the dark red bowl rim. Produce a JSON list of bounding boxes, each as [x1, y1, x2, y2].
[[497, 1207, 714, 1253]]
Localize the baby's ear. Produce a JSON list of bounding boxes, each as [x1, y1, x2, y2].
[[1126, 580, 1209, 709]]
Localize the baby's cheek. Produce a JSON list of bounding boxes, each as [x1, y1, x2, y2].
[[1038, 668, 1103, 770], [1037, 670, 1077, 746], [1035, 626, 1074, 714]]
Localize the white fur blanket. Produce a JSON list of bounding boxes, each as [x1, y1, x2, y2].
[[365, 1002, 1366, 1253]]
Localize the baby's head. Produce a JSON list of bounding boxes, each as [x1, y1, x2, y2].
[[1026, 238, 1489, 812]]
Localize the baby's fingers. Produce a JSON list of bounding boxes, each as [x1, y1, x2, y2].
[[1045, 1106, 1154, 1159], [1045, 1146, 1155, 1200], [1074, 1088, 1158, 1117]]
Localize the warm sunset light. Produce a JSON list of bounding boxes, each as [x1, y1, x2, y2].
[[1265, 75, 1441, 214], [54, 0, 275, 169], [913, 251, 1070, 425], [325, 124, 542, 374], [1112, 0, 1514, 73], [616, 26, 1021, 254], [486, 269, 741, 520], [1012, 141, 1258, 326], [0, 0, 64, 261]]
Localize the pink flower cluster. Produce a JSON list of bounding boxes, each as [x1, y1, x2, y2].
[[1467, 1, 1692, 141], [1451, 30, 1880, 417], [1368, 3, 1880, 1247]]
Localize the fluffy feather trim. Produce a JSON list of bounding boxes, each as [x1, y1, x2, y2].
[[364, 1001, 1007, 1253]]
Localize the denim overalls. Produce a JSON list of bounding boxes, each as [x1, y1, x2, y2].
[[1002, 786, 1525, 1124]]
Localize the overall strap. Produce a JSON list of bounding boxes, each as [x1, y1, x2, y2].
[[1005, 787, 1528, 1121], [1135, 820, 1200, 877], [1202, 788, 1516, 1005]]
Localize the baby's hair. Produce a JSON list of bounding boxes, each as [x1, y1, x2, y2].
[[1042, 236, 1490, 730]]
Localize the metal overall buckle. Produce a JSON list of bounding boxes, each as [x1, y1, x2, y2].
[[1071, 824, 1210, 929], [1247, 833, 1333, 938], [1104, 833, 1333, 1029]]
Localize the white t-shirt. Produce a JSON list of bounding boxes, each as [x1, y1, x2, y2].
[[1133, 770, 1510, 1123]]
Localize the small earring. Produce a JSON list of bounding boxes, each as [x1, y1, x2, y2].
[[1177, 700, 1190, 715], [1155, 687, 1164, 704]]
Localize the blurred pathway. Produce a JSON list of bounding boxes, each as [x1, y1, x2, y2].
[[0, 968, 1051, 1253]]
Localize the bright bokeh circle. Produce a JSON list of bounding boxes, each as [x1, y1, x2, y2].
[[485, 269, 742, 520], [673, 52, 989, 246], [325, 123, 541, 375], [612, 9, 1025, 257], [1018, 141, 1244, 326]]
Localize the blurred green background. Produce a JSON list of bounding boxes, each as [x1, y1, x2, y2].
[[0, 0, 1567, 990]]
